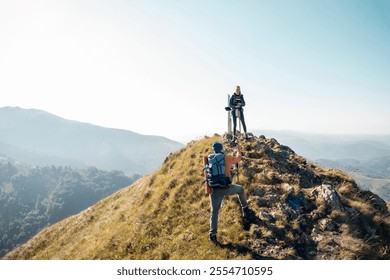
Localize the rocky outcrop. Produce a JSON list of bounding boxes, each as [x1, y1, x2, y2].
[[224, 134, 390, 260], [312, 184, 344, 211]]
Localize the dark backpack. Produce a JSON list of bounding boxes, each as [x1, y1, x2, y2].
[[204, 153, 231, 188]]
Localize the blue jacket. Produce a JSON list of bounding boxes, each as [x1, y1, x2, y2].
[[229, 94, 246, 110]]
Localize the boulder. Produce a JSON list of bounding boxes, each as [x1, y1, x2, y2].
[[311, 184, 343, 211]]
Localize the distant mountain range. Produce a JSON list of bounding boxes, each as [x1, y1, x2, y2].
[[348, 172, 390, 202], [314, 156, 390, 178], [252, 129, 390, 162], [0, 107, 183, 175]]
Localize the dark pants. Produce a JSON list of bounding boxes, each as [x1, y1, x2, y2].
[[209, 184, 248, 234], [232, 109, 247, 136]]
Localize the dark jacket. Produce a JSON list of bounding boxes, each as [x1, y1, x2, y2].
[[229, 94, 246, 110]]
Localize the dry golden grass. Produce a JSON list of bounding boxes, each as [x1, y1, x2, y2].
[[4, 136, 250, 259]]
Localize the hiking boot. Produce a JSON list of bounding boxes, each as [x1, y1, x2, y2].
[[242, 206, 255, 230], [242, 206, 252, 218], [208, 233, 218, 244]]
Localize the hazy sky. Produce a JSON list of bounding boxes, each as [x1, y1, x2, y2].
[[1, 0, 389, 142]]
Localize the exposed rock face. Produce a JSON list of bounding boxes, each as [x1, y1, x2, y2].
[[312, 184, 344, 211], [225, 134, 390, 260]]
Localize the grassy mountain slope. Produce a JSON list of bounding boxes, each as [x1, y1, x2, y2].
[[4, 135, 390, 260]]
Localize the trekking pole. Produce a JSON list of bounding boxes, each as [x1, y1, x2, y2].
[[234, 106, 241, 141], [225, 94, 232, 140], [236, 163, 240, 184], [238, 108, 241, 138], [234, 141, 241, 184]]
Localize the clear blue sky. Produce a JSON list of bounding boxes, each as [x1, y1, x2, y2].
[[1, 0, 389, 142]]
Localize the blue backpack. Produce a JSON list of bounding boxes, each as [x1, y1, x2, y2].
[[204, 153, 231, 188]]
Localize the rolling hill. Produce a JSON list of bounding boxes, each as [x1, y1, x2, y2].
[[348, 172, 390, 202], [0, 158, 139, 257], [4, 135, 390, 260]]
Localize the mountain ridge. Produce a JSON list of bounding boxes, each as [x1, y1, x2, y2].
[[0, 106, 183, 175], [4, 134, 390, 260]]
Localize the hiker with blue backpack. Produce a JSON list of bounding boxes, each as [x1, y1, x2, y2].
[[205, 141, 253, 244]]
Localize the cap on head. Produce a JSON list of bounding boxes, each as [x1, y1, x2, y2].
[[212, 142, 223, 153]]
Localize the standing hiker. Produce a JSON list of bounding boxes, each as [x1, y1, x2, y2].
[[207, 141, 253, 244], [229, 85, 248, 141]]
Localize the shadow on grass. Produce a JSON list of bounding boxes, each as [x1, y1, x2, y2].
[[215, 241, 276, 260]]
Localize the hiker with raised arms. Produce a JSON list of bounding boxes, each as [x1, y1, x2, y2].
[[206, 141, 253, 244], [229, 85, 248, 141]]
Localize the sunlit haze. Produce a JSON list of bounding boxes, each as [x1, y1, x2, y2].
[[1, 0, 389, 142]]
